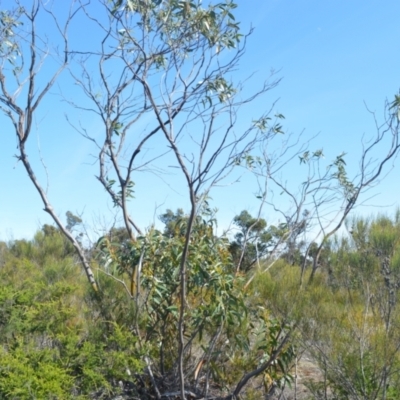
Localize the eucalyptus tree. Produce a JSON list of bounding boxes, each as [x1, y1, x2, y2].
[[0, 1, 292, 398], [70, 1, 286, 397]]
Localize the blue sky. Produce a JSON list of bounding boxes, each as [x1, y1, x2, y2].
[[1, 0, 400, 241]]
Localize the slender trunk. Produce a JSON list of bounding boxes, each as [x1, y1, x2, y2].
[[19, 143, 98, 291], [178, 194, 196, 400]]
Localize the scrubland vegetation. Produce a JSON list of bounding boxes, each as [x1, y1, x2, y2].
[[2, 210, 400, 399], [2, 0, 400, 398]]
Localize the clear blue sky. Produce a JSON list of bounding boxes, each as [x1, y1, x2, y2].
[[1, 0, 400, 241]]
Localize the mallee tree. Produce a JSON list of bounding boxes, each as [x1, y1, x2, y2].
[[1, 1, 400, 399]]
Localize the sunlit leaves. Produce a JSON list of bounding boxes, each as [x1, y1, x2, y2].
[[109, 0, 241, 58], [253, 113, 286, 134], [298, 149, 324, 164], [111, 121, 124, 136], [390, 92, 400, 121], [234, 153, 262, 169], [253, 116, 271, 132], [331, 152, 355, 201], [104, 176, 135, 207], [202, 76, 236, 105], [0, 8, 23, 67]]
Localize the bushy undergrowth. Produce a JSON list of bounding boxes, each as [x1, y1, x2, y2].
[[0, 230, 143, 399], [3, 212, 400, 399], [95, 214, 296, 398], [251, 212, 400, 399], [0, 221, 295, 399]]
